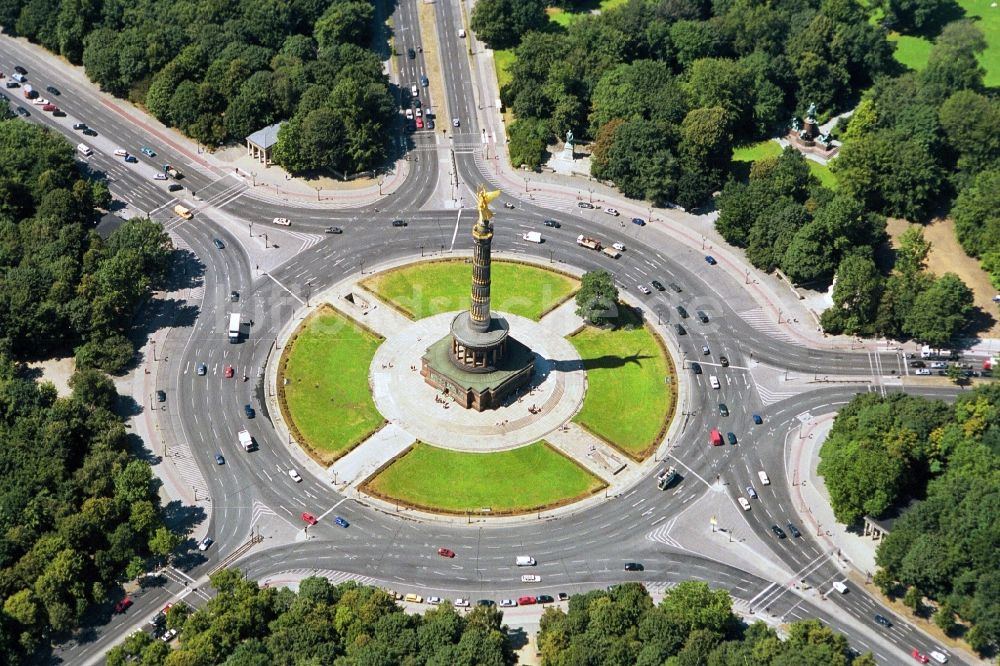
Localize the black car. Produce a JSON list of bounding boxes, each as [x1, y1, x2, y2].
[[407, 48, 416, 59], [676, 305, 688, 318], [244, 404, 255, 418], [719, 355, 729, 367], [156, 390, 166, 402], [72, 122, 87, 130], [391, 219, 407, 227], [82, 128, 98, 136], [675, 324, 686, 335], [771, 525, 786, 539], [4, 81, 18, 88], [425, 118, 434, 129], [557, 592, 569, 601], [536, 595, 554, 604], [213, 239, 225, 249], [690, 362, 702, 374], [787, 523, 801, 538], [624, 562, 643, 571], [696, 310, 709, 323], [477, 599, 495, 607], [45, 85, 60, 96], [168, 183, 183, 192], [909, 360, 925, 368], [14, 65, 27, 75], [668, 282, 682, 293], [230, 291, 239, 302], [16, 107, 29, 117], [577, 201, 594, 209], [719, 403, 729, 417], [874, 614, 891, 627], [325, 226, 343, 234], [651, 280, 665, 291], [543, 219, 561, 228]]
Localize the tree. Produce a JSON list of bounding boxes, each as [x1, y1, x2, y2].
[[953, 169, 1000, 258], [903, 585, 924, 614], [821, 252, 882, 335], [574, 271, 620, 326], [471, 0, 547, 50], [507, 118, 551, 170], [880, 0, 956, 33], [313, 0, 374, 48], [934, 602, 956, 635], [939, 90, 1000, 174], [590, 118, 679, 203], [903, 273, 973, 346]]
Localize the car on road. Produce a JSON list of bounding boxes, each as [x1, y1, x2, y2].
[[45, 85, 60, 96], [153, 173, 167, 180], [543, 219, 561, 228], [215, 454, 225, 465], [738, 497, 751, 511], [16, 107, 29, 117], [405, 107, 413, 120], [273, 217, 291, 226], [41, 103, 56, 112], [415, 117, 423, 129], [696, 310, 709, 323], [624, 562, 643, 571], [911, 650, 930, 663], [915, 368, 931, 375], [392, 219, 407, 227], [499, 599, 517, 607], [168, 183, 183, 192], [72, 122, 87, 130], [82, 128, 98, 136], [674, 324, 686, 335], [928, 650, 948, 663], [752, 413, 763, 424], [517, 596, 536, 605], [719, 403, 729, 417], [141, 146, 156, 157], [452, 118, 460, 127], [577, 201, 594, 209], [230, 291, 239, 301], [420, 75, 429, 86], [289, 469, 302, 483], [668, 282, 682, 293], [325, 226, 343, 234], [746, 486, 757, 499], [771, 525, 786, 539], [196, 363, 207, 376], [690, 362, 702, 374], [909, 360, 925, 368], [454, 598, 470, 607], [427, 596, 443, 605], [426, 118, 435, 129], [930, 361, 948, 369], [477, 599, 495, 607], [156, 390, 166, 402], [758, 471, 770, 485], [198, 537, 213, 551], [787, 523, 801, 538], [334, 516, 349, 528], [437, 547, 455, 558], [537, 594, 554, 604], [149, 611, 166, 627], [244, 404, 255, 418], [604, 207, 620, 216], [407, 47, 416, 59], [224, 365, 234, 378], [14, 66, 27, 75], [301, 512, 318, 525], [705, 255, 717, 265], [631, 217, 646, 226], [637, 284, 651, 295], [124, 154, 138, 163], [676, 305, 688, 318], [720, 355, 729, 367], [521, 574, 541, 583], [4, 81, 19, 88], [874, 614, 892, 627], [213, 239, 225, 249], [613, 242, 625, 251], [702, 345, 710, 355], [113, 597, 133, 614], [727, 432, 737, 445], [651, 280, 665, 291]]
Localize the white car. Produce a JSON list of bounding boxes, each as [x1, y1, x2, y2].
[[521, 574, 541, 583], [612, 242, 625, 251], [915, 368, 931, 375], [454, 598, 470, 607], [758, 471, 770, 486], [289, 469, 302, 483], [272, 217, 291, 226], [930, 361, 948, 369], [153, 173, 168, 180], [604, 207, 620, 216], [738, 497, 751, 511], [637, 284, 652, 295], [427, 596, 443, 605], [32, 97, 49, 105], [197, 537, 213, 551], [405, 108, 413, 120], [929, 650, 948, 664], [499, 599, 517, 607], [452, 118, 460, 127], [160, 628, 178, 643], [415, 108, 422, 118]]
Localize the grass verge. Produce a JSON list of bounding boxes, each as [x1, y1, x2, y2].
[[361, 259, 578, 321], [279, 305, 385, 464], [362, 441, 605, 514], [569, 306, 674, 460]]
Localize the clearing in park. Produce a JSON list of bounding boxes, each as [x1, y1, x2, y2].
[[570, 307, 674, 459], [363, 442, 605, 514], [361, 260, 578, 321], [280, 305, 385, 464]]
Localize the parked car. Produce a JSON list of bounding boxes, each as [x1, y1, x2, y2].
[[196, 363, 207, 375], [911, 650, 930, 664], [301, 512, 318, 525], [577, 201, 594, 209], [272, 217, 291, 226], [651, 280, 665, 291], [156, 390, 166, 402], [719, 403, 729, 417], [427, 596, 443, 605], [690, 362, 702, 374], [720, 355, 729, 367], [230, 291, 239, 301], [16, 107, 29, 117], [224, 365, 234, 378], [727, 432, 737, 445], [676, 305, 688, 318], [160, 628, 178, 643], [537, 595, 554, 604], [420, 75, 429, 86], [674, 324, 686, 335], [168, 183, 183, 192], [604, 207, 620, 216], [153, 173, 167, 180], [521, 574, 541, 583], [454, 598, 470, 607], [517, 596, 536, 605], [477, 599, 495, 607], [637, 284, 651, 295], [124, 154, 138, 163], [668, 282, 682, 293], [82, 128, 98, 136], [874, 614, 892, 627], [392, 219, 407, 227], [213, 239, 225, 249], [696, 310, 709, 323], [72, 123, 88, 130], [452, 117, 460, 127], [499, 599, 517, 607]]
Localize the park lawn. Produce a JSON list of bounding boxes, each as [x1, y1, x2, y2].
[[361, 260, 578, 320], [732, 140, 838, 189], [364, 441, 605, 513], [890, 33, 934, 72], [546, 0, 628, 27], [570, 308, 673, 458], [281, 306, 384, 463], [494, 49, 515, 89]]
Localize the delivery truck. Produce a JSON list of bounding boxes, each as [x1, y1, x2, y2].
[[576, 235, 601, 250], [238, 428, 254, 451]]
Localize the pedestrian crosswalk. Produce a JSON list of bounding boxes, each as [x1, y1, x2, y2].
[[165, 444, 210, 503], [736, 307, 796, 343]]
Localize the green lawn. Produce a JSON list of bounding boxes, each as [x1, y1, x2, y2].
[[569, 308, 673, 459], [361, 260, 578, 321], [889, 33, 934, 72], [364, 442, 605, 513], [545, 0, 627, 27], [494, 48, 515, 89], [732, 140, 838, 189], [281, 306, 384, 463]]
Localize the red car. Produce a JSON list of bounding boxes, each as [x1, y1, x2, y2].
[[42, 103, 56, 112], [415, 117, 424, 129], [162, 602, 173, 613], [911, 650, 929, 663], [437, 547, 455, 558], [224, 365, 234, 378], [517, 596, 536, 605], [301, 512, 318, 525], [113, 597, 133, 614]]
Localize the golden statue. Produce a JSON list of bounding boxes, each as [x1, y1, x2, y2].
[[476, 186, 502, 224]]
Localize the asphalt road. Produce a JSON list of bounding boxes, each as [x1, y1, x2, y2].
[[0, 8, 979, 664]]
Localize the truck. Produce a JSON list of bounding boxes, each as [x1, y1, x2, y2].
[[656, 466, 679, 490], [163, 165, 182, 179], [238, 428, 254, 451], [602, 246, 621, 259], [22, 84, 36, 99], [522, 231, 542, 243], [576, 235, 601, 250], [228, 313, 241, 343], [709, 429, 723, 446], [173, 205, 193, 220], [920, 345, 956, 359]]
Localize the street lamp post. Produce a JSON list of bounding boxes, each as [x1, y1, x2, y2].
[[249, 222, 253, 237], [524, 177, 528, 193], [777, 309, 783, 324], [263, 233, 269, 248], [152, 340, 157, 361], [588, 188, 593, 203]]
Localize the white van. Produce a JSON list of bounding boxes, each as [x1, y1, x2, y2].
[[113, 148, 128, 157], [709, 375, 720, 389], [77, 144, 93, 157], [758, 470, 770, 486], [458, 28, 466, 38], [831, 581, 848, 593], [522, 232, 542, 243], [515, 555, 536, 566]]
